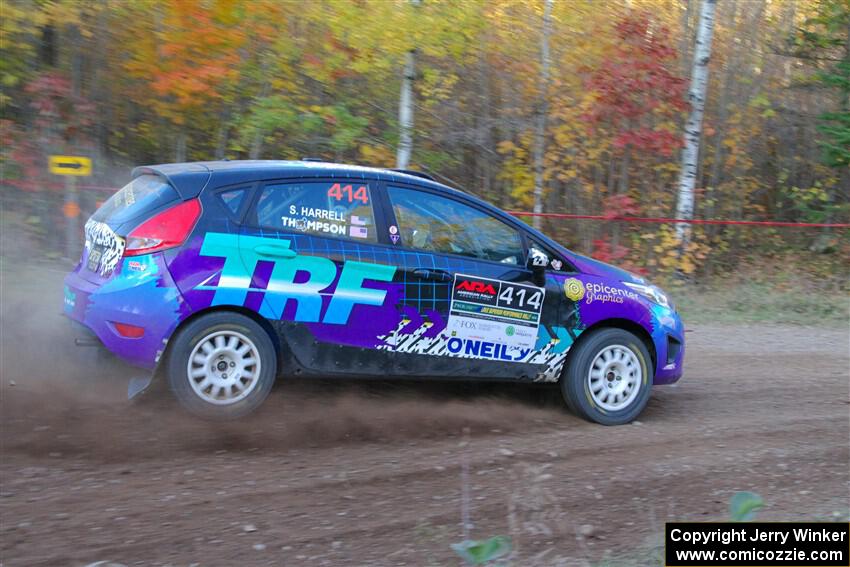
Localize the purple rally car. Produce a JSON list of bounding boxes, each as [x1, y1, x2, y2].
[[64, 161, 684, 425]]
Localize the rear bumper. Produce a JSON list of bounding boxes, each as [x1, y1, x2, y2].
[[65, 316, 102, 347], [63, 254, 188, 370]]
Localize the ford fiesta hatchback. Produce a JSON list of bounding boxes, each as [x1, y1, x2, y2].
[[64, 161, 684, 425]]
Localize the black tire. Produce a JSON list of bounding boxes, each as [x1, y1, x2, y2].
[[166, 312, 277, 419], [560, 328, 652, 425]]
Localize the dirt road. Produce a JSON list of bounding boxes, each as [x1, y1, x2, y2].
[[1, 265, 848, 566]]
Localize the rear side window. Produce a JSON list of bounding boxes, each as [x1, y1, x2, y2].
[[218, 187, 249, 216], [387, 186, 523, 264], [219, 189, 248, 215], [92, 175, 179, 225], [255, 181, 377, 242]]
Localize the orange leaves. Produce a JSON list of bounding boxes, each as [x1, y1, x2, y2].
[[122, 0, 249, 122]]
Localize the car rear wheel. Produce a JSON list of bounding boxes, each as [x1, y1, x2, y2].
[[560, 328, 652, 426], [166, 312, 277, 419]]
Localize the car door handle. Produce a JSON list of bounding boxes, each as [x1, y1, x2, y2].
[[413, 268, 452, 282], [253, 244, 296, 259]]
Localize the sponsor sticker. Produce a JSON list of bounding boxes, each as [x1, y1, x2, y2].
[[584, 282, 638, 304], [446, 274, 544, 352], [63, 285, 76, 311], [446, 337, 531, 362], [564, 277, 585, 301], [84, 220, 125, 276], [197, 232, 396, 325], [349, 226, 369, 239]]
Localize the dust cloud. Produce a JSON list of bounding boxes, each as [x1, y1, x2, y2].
[[1, 245, 570, 464]]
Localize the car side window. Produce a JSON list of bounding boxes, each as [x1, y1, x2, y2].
[[255, 181, 377, 242], [218, 187, 249, 216], [387, 186, 523, 264]]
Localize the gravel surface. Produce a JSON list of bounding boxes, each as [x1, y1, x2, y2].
[[1, 265, 848, 566]]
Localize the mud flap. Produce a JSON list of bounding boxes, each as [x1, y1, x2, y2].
[[128, 337, 171, 401], [128, 374, 154, 400]]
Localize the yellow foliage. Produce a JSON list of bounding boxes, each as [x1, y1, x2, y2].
[[497, 134, 535, 208], [644, 225, 713, 276], [358, 143, 395, 168]]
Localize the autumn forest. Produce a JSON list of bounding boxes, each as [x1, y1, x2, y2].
[[1, 0, 848, 281]]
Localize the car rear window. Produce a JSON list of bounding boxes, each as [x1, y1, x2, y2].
[[91, 175, 179, 225]]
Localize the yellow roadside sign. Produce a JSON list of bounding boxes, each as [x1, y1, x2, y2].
[[49, 155, 92, 176]]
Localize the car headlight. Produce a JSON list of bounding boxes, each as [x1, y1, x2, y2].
[[623, 281, 671, 309]]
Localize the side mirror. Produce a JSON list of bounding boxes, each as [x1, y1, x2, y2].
[[527, 249, 548, 286]]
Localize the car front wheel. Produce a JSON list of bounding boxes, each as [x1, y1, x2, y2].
[[561, 328, 652, 426], [166, 312, 277, 419]]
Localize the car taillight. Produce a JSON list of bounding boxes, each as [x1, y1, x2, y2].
[[124, 198, 201, 256], [112, 322, 145, 338]]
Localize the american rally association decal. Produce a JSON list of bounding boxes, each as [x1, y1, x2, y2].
[[446, 274, 544, 352]]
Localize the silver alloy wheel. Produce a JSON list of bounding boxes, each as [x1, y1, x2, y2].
[[187, 330, 261, 405], [587, 344, 642, 411]]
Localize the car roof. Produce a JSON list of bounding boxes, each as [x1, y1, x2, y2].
[[131, 160, 455, 199], [131, 159, 576, 264]]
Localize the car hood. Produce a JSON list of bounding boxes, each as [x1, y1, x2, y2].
[[565, 252, 644, 284]]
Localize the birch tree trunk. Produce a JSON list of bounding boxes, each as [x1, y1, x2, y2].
[[531, 0, 554, 231], [395, 0, 423, 168], [396, 48, 415, 169], [675, 0, 717, 242]]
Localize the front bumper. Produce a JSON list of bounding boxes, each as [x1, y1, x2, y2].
[[650, 305, 685, 385]]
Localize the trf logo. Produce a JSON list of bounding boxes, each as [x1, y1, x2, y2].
[[456, 280, 497, 295], [196, 233, 396, 325]]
